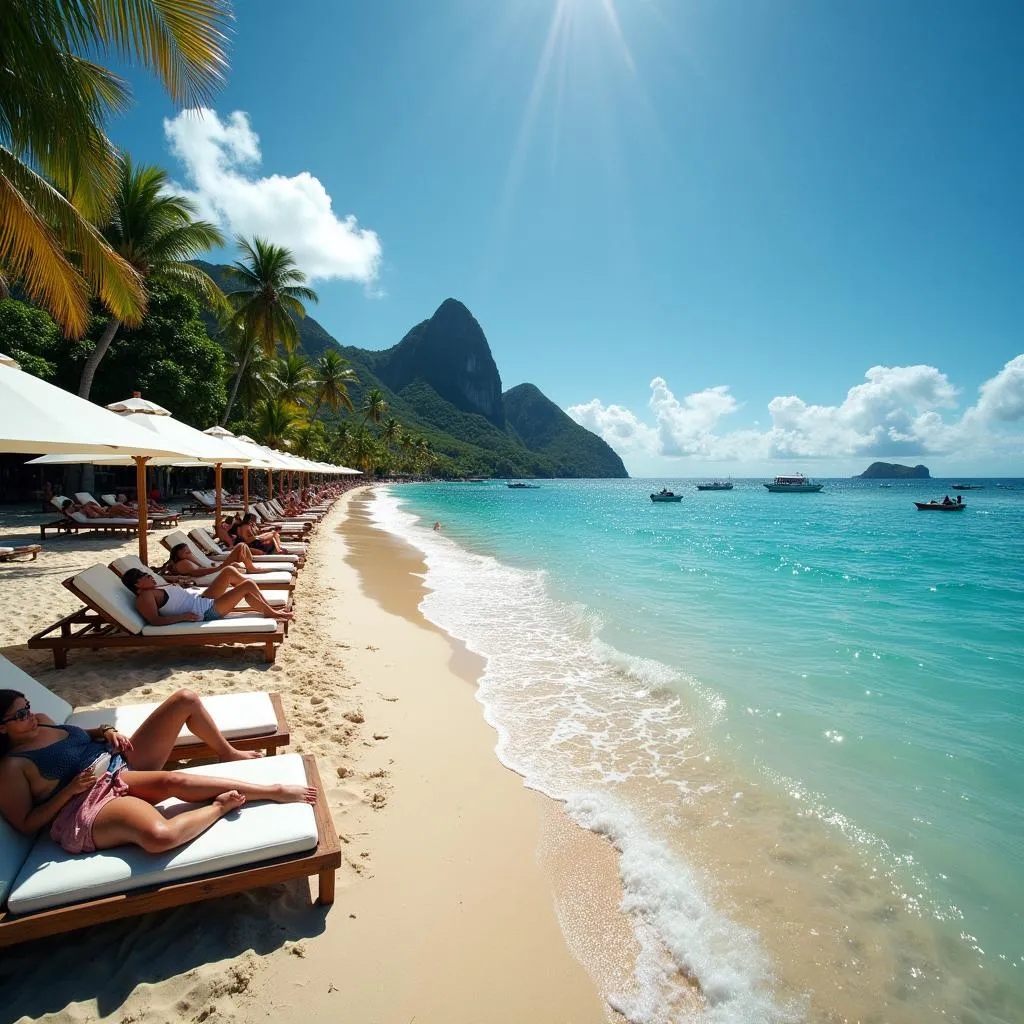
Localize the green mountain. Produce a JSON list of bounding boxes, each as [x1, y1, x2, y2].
[[856, 461, 930, 479], [196, 263, 626, 478]]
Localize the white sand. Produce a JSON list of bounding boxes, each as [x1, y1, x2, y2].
[[0, 491, 615, 1024]]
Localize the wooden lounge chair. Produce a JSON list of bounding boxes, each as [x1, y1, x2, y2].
[[0, 753, 340, 946], [27, 565, 285, 669], [159, 532, 296, 591], [40, 497, 179, 538], [194, 524, 307, 560], [0, 653, 290, 761], [188, 527, 304, 567], [109, 555, 294, 612], [255, 501, 317, 527], [0, 544, 41, 562], [190, 490, 244, 513]]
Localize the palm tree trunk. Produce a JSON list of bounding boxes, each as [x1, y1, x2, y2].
[[77, 316, 122, 400], [222, 349, 251, 424]]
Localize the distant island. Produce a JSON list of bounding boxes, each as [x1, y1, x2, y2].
[[856, 462, 930, 479]]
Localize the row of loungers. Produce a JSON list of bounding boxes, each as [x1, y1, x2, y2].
[[3, 491, 342, 945], [40, 495, 179, 539], [0, 655, 339, 947]]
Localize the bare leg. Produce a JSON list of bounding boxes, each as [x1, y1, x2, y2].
[[127, 689, 260, 769], [199, 565, 247, 597], [92, 791, 246, 853], [122, 769, 316, 805], [211, 580, 292, 621]]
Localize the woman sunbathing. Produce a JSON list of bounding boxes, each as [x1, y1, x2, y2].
[[236, 514, 286, 554], [116, 492, 170, 514], [65, 499, 136, 519], [121, 567, 292, 624], [0, 689, 315, 855], [166, 542, 280, 578]]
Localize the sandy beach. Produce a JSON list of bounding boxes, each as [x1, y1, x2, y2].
[[0, 489, 616, 1024]]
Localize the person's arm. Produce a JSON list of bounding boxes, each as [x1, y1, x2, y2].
[[0, 761, 95, 834], [84, 724, 134, 754], [135, 590, 201, 626], [171, 559, 210, 578]]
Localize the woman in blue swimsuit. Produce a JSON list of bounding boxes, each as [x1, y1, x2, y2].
[[0, 689, 315, 855]]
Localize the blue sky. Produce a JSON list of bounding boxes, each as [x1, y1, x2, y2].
[[112, 0, 1024, 475]]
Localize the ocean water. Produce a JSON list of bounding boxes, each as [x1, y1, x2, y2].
[[368, 478, 1023, 1024]]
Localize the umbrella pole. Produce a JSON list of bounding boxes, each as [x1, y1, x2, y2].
[[215, 463, 223, 528], [135, 456, 149, 564], [243, 467, 249, 513], [268, 468, 273, 504]]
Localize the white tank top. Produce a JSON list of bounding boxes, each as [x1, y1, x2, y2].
[[159, 585, 214, 618]]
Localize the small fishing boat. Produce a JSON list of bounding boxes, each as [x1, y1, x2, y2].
[[764, 474, 823, 493], [650, 489, 683, 503], [507, 482, 540, 489], [952, 484, 983, 490], [697, 480, 733, 491], [914, 501, 966, 511]]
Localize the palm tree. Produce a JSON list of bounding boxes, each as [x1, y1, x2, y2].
[[359, 387, 388, 428], [256, 398, 295, 449], [226, 237, 318, 357], [222, 322, 271, 422], [77, 157, 226, 398], [310, 349, 358, 420], [350, 425, 376, 474], [0, 0, 230, 337], [331, 419, 354, 464], [268, 352, 315, 410]]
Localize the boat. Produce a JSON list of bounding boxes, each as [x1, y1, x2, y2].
[[763, 474, 823, 493], [914, 500, 966, 511], [952, 484, 983, 490], [650, 489, 683, 503], [696, 480, 733, 491], [507, 482, 540, 489]]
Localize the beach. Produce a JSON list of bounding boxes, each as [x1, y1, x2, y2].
[[0, 490, 615, 1024]]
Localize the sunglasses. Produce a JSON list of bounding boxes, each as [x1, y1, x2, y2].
[[1, 702, 32, 725]]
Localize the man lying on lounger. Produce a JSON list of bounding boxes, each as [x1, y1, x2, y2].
[[121, 567, 292, 624], [0, 689, 315, 856]]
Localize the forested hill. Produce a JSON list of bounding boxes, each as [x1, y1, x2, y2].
[[194, 262, 627, 478]]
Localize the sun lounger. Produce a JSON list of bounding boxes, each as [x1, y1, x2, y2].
[[109, 556, 294, 612], [0, 544, 41, 562], [267, 499, 321, 522], [40, 497, 178, 538], [252, 504, 313, 534], [0, 654, 289, 760], [159, 532, 295, 589], [193, 526, 307, 560], [188, 527, 303, 567], [190, 490, 244, 512], [0, 753, 340, 946], [28, 565, 285, 669]]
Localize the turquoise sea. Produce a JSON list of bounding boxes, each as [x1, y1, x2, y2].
[[370, 479, 1023, 1024]]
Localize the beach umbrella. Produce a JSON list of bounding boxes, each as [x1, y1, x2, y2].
[[30, 394, 257, 560], [0, 358, 201, 458], [203, 425, 272, 512]]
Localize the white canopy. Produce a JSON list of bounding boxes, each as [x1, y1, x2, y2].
[[0, 360, 203, 458]]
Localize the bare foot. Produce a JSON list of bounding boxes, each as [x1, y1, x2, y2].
[[272, 784, 318, 804], [273, 610, 295, 621], [225, 747, 263, 761], [214, 790, 246, 813]]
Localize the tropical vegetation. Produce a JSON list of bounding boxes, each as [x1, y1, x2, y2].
[[0, 0, 429, 477]]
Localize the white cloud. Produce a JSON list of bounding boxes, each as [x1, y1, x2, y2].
[[566, 357, 1024, 466], [567, 398, 660, 452], [164, 108, 382, 284]]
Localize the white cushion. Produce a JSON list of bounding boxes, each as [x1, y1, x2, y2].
[[0, 653, 73, 722], [6, 754, 317, 914], [140, 616, 276, 636], [0, 547, 11, 555], [74, 565, 146, 635], [66, 691, 278, 747], [192, 570, 293, 586], [74, 492, 99, 506], [69, 512, 139, 526]]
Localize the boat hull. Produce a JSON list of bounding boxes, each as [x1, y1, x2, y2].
[[914, 502, 965, 511], [764, 484, 823, 492], [697, 484, 733, 491], [650, 495, 683, 502]]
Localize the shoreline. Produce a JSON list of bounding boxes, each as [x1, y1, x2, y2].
[[1, 488, 617, 1024]]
